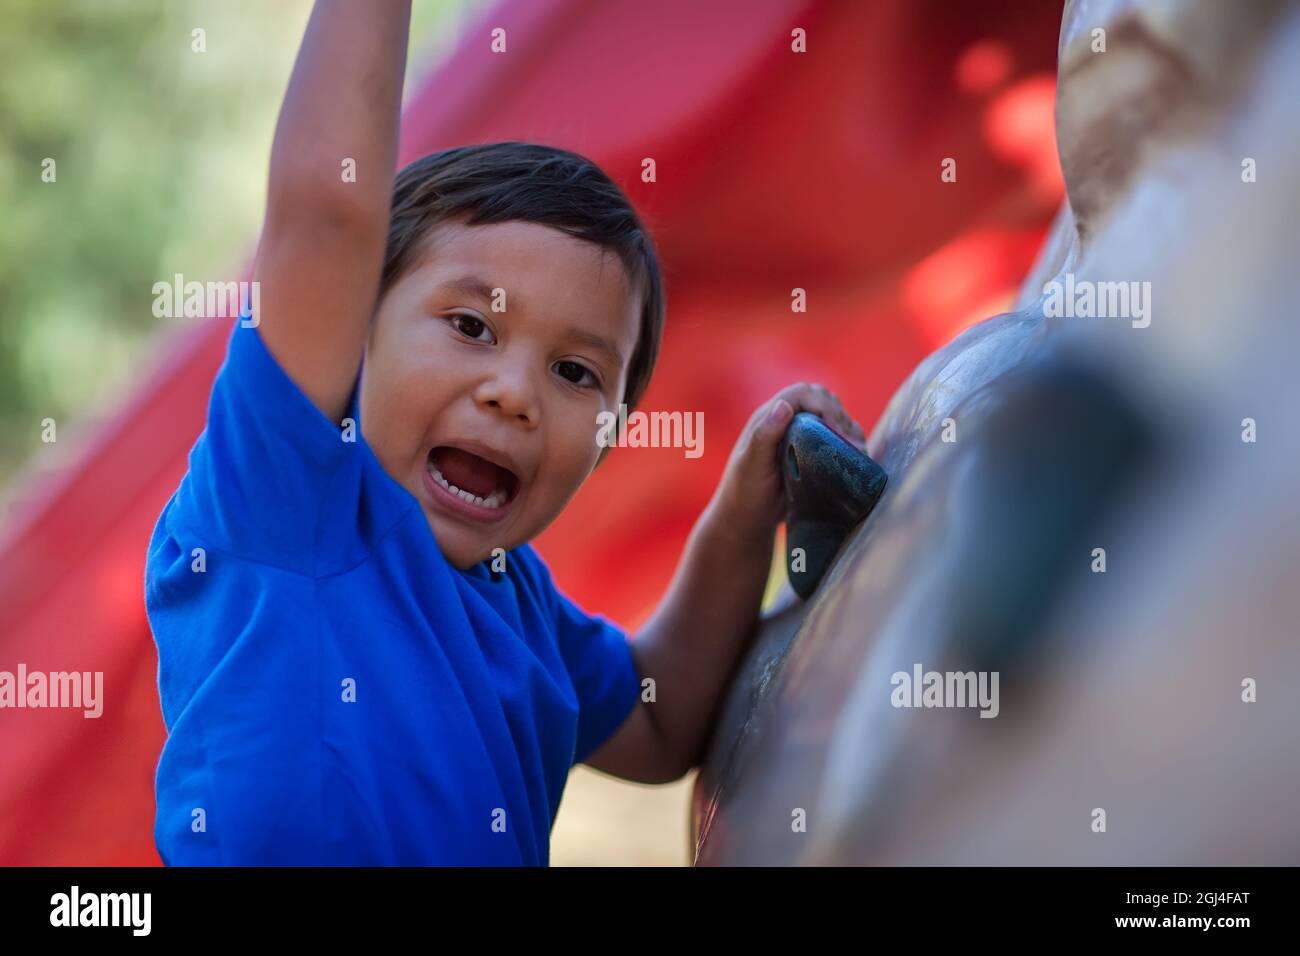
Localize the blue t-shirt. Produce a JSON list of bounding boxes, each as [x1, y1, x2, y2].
[[144, 317, 642, 866]]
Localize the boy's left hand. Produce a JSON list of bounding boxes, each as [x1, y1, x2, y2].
[[601, 384, 864, 781], [711, 382, 867, 537]]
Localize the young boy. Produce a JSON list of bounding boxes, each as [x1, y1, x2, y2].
[[145, 0, 865, 865]]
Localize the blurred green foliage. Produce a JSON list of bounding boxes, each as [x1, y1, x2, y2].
[[0, 0, 468, 492]]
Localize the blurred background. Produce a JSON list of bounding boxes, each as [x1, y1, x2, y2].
[[0, 0, 1063, 864]]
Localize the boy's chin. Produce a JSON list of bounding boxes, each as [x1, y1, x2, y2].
[[426, 515, 503, 571]]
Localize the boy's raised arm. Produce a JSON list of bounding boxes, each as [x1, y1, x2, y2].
[[253, 0, 412, 421]]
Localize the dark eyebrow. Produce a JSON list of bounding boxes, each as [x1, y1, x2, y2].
[[563, 327, 625, 372], [441, 275, 500, 304]]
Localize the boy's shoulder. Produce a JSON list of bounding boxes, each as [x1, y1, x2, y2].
[[508, 542, 632, 658], [157, 318, 411, 577]]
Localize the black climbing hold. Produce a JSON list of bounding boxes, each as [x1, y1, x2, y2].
[[781, 412, 887, 599]]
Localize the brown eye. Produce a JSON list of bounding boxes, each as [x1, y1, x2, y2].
[[450, 314, 493, 343], [554, 360, 596, 388]]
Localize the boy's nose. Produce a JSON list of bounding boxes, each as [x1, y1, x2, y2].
[[475, 371, 538, 425]]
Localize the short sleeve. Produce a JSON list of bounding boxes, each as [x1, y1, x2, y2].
[[171, 317, 365, 574], [534, 556, 642, 766]]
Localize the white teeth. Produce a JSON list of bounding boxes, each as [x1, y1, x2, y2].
[[427, 463, 507, 510]]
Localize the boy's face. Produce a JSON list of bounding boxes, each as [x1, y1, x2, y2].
[[359, 219, 641, 570]]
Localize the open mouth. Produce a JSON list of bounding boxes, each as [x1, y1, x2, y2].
[[425, 446, 521, 512]]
